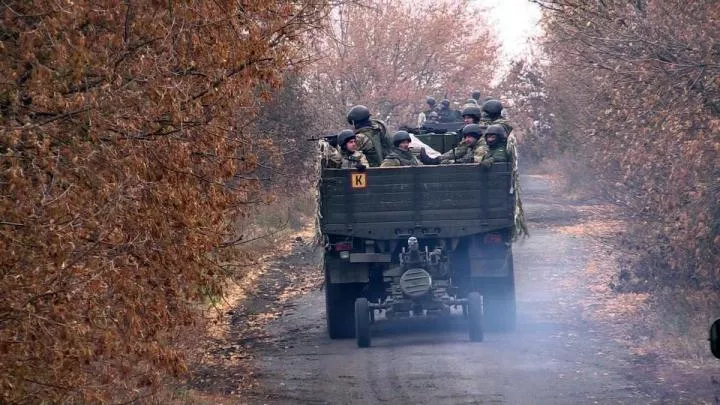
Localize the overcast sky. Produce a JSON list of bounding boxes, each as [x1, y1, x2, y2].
[[479, 0, 542, 62]]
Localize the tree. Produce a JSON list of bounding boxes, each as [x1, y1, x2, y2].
[[0, 1, 329, 402], [532, 0, 720, 289], [307, 0, 499, 126]]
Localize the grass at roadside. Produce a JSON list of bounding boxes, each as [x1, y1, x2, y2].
[[543, 165, 720, 374], [146, 191, 318, 405]]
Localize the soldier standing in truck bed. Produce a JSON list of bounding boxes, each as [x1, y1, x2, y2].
[[480, 99, 513, 136], [347, 105, 392, 167]]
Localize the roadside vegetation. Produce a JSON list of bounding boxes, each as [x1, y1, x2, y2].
[[500, 0, 720, 361], [0, 0, 498, 403]]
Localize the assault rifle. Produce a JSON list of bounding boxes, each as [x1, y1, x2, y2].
[[306, 133, 339, 148], [400, 121, 465, 135]]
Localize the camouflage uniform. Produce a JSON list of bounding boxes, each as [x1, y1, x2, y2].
[[476, 141, 508, 165], [381, 148, 422, 167], [320, 141, 343, 168], [354, 119, 392, 167], [441, 138, 488, 164], [340, 150, 369, 169], [481, 117, 513, 137]]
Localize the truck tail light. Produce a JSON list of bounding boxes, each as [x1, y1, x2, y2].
[[483, 233, 503, 244], [335, 241, 353, 251]]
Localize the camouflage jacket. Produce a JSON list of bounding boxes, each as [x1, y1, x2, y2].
[[340, 150, 369, 169], [380, 148, 422, 167], [354, 119, 392, 167], [440, 138, 488, 164], [320, 141, 343, 168], [477, 143, 508, 165]]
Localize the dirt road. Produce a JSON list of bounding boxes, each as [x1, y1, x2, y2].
[[235, 174, 714, 405]]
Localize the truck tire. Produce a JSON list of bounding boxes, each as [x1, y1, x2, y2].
[[355, 297, 371, 348], [473, 254, 516, 332], [325, 282, 358, 339], [468, 292, 484, 342]]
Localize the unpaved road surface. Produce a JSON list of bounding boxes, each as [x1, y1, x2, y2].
[[239, 174, 716, 405]]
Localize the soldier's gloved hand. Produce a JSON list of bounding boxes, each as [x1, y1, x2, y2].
[[355, 164, 367, 172], [419, 148, 440, 165], [479, 159, 494, 169]]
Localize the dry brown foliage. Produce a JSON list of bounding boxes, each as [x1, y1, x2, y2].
[[0, 1, 330, 403], [530, 0, 720, 291]]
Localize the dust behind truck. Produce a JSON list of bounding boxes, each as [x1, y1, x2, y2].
[[318, 152, 522, 347]]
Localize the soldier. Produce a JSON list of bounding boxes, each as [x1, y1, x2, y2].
[[480, 99, 513, 136], [437, 99, 460, 123], [419, 123, 488, 165], [477, 124, 509, 167], [337, 129, 369, 169], [381, 131, 422, 167], [471, 90, 482, 103], [461, 104, 483, 125], [347, 105, 392, 167], [417, 96, 438, 127]]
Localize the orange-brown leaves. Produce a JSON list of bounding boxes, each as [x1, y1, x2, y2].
[[0, 0, 329, 403], [532, 0, 720, 291]]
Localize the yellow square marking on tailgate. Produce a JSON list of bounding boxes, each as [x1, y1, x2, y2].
[[350, 172, 367, 189]]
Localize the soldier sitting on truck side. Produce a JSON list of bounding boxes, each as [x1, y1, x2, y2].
[[347, 105, 392, 167], [337, 129, 369, 170], [381, 131, 422, 167], [476, 124, 509, 167], [419, 123, 488, 165]]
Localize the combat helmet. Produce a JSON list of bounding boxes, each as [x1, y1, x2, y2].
[[346, 105, 371, 126], [337, 129, 356, 149], [461, 105, 482, 120], [462, 124, 485, 139], [481, 99, 503, 118], [392, 130, 411, 147], [484, 124, 506, 140]]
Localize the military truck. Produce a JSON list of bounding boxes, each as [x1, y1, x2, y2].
[[319, 159, 518, 348]]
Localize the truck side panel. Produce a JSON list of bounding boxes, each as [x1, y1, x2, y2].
[[319, 163, 514, 240]]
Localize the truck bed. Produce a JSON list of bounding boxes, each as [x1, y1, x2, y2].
[[319, 163, 515, 240]]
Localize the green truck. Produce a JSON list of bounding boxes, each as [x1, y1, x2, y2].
[[318, 160, 519, 347]]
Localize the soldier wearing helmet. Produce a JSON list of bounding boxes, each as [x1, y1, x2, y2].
[[461, 105, 483, 125], [437, 98, 461, 123], [381, 131, 422, 167], [476, 124, 509, 167], [420, 123, 488, 165], [336, 129, 369, 170], [417, 96, 439, 127], [471, 90, 482, 103], [480, 99, 513, 136], [347, 105, 392, 167]]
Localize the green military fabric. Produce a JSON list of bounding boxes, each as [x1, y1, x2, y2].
[[477, 143, 508, 166], [340, 150, 369, 169], [354, 119, 392, 167], [380, 148, 422, 167], [481, 117, 513, 136], [440, 138, 488, 164]]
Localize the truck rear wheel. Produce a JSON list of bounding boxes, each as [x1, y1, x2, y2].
[[473, 254, 516, 332], [355, 298, 371, 348], [326, 282, 361, 339], [473, 277, 515, 332], [468, 292, 484, 342]]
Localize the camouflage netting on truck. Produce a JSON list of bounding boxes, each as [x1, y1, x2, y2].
[[507, 134, 529, 240]]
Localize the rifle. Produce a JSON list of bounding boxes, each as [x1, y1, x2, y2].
[[306, 133, 339, 148]]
